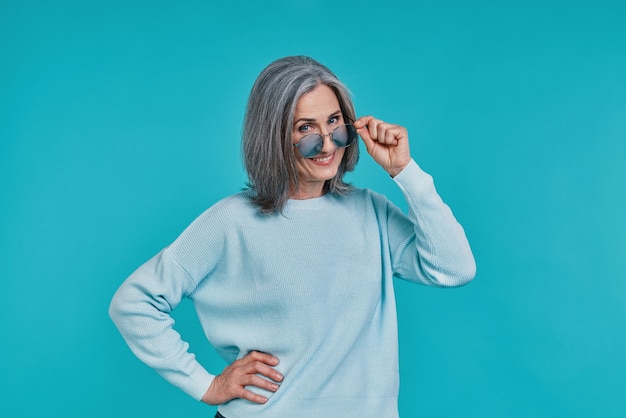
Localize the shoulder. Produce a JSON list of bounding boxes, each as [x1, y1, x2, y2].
[[326, 187, 394, 224], [166, 190, 258, 274], [170, 191, 256, 246], [192, 190, 258, 226], [340, 187, 391, 209]]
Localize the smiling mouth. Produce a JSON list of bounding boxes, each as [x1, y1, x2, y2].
[[311, 152, 334, 163]]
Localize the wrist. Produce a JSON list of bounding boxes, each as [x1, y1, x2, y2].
[[387, 163, 409, 178]]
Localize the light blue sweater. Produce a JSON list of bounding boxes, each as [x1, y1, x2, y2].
[[109, 160, 476, 417]]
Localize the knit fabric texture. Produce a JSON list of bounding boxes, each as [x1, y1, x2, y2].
[[109, 159, 476, 417]]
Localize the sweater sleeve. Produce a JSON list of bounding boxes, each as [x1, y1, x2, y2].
[[386, 159, 476, 287], [108, 248, 215, 401]]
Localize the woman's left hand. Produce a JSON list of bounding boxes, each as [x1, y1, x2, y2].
[[354, 116, 412, 177]]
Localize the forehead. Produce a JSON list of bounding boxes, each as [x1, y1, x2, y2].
[[294, 84, 340, 118]]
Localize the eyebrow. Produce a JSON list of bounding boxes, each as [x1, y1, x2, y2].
[[294, 110, 342, 125]]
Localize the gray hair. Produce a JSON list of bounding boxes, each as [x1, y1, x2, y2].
[[242, 56, 359, 214]]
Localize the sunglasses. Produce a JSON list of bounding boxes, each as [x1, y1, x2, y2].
[[293, 123, 358, 158]]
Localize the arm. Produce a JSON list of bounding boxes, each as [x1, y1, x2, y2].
[[388, 160, 476, 286], [109, 247, 282, 404], [108, 249, 215, 400], [354, 116, 476, 287]]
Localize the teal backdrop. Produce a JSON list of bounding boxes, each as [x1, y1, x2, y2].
[[1, 0, 625, 417]]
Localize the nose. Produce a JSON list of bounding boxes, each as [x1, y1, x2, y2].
[[319, 129, 336, 153]]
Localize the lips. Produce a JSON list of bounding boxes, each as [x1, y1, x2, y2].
[[310, 151, 335, 164]]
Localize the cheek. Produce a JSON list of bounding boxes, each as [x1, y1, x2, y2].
[[336, 148, 347, 165]]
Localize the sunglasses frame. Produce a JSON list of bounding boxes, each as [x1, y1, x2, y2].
[[293, 122, 358, 158]]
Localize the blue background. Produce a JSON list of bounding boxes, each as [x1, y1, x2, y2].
[[1, 0, 625, 417]]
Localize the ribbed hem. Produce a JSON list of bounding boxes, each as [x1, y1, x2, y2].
[[219, 395, 398, 418]]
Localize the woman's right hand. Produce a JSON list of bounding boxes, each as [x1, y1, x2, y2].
[[201, 351, 283, 405]]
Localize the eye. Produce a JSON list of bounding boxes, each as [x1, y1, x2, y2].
[[328, 115, 342, 125], [298, 124, 312, 133]]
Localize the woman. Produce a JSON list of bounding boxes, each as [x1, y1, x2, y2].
[[109, 56, 476, 417]]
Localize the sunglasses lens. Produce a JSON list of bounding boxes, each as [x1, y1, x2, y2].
[[298, 135, 324, 158], [295, 124, 357, 158], [332, 124, 357, 147]]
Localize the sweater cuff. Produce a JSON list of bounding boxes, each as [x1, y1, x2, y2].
[[178, 366, 215, 401], [391, 159, 434, 197]]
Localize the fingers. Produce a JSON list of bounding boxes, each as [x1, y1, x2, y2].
[[353, 115, 412, 176], [354, 116, 406, 146], [235, 351, 283, 386], [201, 351, 283, 406], [242, 350, 280, 369], [353, 116, 374, 147], [353, 115, 374, 130]]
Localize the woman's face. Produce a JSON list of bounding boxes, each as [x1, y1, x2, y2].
[[291, 84, 346, 199]]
